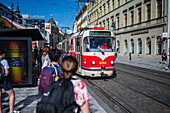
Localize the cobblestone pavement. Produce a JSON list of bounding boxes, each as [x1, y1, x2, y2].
[[116, 56, 170, 72], [1, 82, 110, 113]]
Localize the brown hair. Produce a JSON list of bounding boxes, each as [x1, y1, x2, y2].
[[61, 56, 78, 80]]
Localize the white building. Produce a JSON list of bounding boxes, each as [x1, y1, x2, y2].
[[73, 3, 88, 33]]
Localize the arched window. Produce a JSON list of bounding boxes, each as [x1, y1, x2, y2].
[[125, 40, 127, 53], [117, 40, 120, 52], [156, 36, 162, 55], [131, 39, 134, 53], [146, 37, 151, 54], [138, 38, 142, 54]]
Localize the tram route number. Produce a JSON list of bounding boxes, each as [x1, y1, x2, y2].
[[99, 62, 107, 64]]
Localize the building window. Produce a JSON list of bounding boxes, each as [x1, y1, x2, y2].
[[125, 0, 127, 3], [117, 16, 119, 29], [103, 20, 105, 28], [107, 19, 109, 30], [146, 4, 151, 21], [125, 40, 127, 53], [103, 4, 106, 15], [146, 37, 151, 54], [138, 8, 141, 23], [124, 13, 127, 27], [107, 1, 110, 12], [156, 36, 162, 55], [138, 38, 142, 54], [157, 0, 162, 18], [131, 39, 134, 53], [112, 0, 114, 9], [111, 16, 115, 29], [131, 11, 134, 25], [99, 22, 101, 27], [117, 40, 120, 53], [118, 0, 120, 7], [100, 7, 102, 17]]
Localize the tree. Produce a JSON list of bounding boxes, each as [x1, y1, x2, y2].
[[0, 16, 10, 29]]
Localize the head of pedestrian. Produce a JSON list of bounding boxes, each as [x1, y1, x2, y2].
[[61, 56, 78, 80], [50, 53, 61, 64], [0, 49, 6, 58], [43, 46, 50, 56]]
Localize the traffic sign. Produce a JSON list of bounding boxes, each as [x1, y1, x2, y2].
[[162, 32, 168, 37]]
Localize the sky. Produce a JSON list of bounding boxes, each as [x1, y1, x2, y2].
[[1, 0, 80, 32]]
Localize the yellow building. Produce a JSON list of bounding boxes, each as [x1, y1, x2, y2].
[[88, 0, 168, 59]]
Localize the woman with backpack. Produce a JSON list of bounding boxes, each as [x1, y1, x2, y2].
[[61, 56, 91, 113]]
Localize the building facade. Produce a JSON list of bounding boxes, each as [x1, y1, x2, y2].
[[22, 14, 45, 35], [0, 2, 25, 29], [47, 15, 60, 49], [73, 3, 88, 33], [88, 0, 168, 59]]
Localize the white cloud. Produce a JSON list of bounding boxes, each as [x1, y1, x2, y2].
[[55, 21, 58, 25]]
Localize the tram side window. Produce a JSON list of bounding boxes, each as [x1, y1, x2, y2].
[[75, 38, 80, 52], [69, 39, 74, 51], [83, 37, 90, 52]]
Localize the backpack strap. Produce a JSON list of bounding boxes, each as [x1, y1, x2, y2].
[[47, 64, 58, 76]]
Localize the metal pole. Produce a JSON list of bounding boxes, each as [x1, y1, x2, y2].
[[168, 0, 170, 68], [163, 0, 165, 49], [115, 29, 116, 51]]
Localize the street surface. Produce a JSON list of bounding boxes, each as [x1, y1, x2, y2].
[[1, 62, 170, 113]]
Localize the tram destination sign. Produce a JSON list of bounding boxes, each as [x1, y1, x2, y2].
[[89, 31, 111, 36]]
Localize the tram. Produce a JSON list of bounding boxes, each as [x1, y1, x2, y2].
[[60, 27, 116, 77]]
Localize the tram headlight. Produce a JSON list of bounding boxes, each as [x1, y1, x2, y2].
[[110, 61, 114, 65], [91, 61, 96, 65]]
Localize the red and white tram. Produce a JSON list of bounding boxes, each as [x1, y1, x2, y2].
[[59, 27, 116, 77]]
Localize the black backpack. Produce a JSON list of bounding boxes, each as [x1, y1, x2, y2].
[[0, 59, 5, 80], [36, 79, 75, 113]]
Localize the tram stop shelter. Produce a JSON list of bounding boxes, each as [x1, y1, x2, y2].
[[0, 29, 45, 86]]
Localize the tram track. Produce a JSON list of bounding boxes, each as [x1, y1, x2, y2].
[[115, 63, 170, 86], [84, 63, 170, 113], [86, 79, 132, 113], [86, 77, 170, 113], [112, 78, 170, 108]]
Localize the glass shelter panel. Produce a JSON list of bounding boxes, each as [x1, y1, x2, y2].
[[0, 40, 30, 84]]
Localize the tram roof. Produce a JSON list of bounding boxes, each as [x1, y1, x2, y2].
[[0, 29, 45, 41]]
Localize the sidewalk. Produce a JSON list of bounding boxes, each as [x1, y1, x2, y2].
[[2, 85, 110, 113], [116, 56, 170, 73], [1, 65, 112, 113]]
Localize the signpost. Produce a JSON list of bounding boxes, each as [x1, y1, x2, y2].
[[112, 22, 116, 51], [168, 0, 170, 68]]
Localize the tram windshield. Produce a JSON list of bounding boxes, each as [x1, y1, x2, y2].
[[83, 37, 113, 52]]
